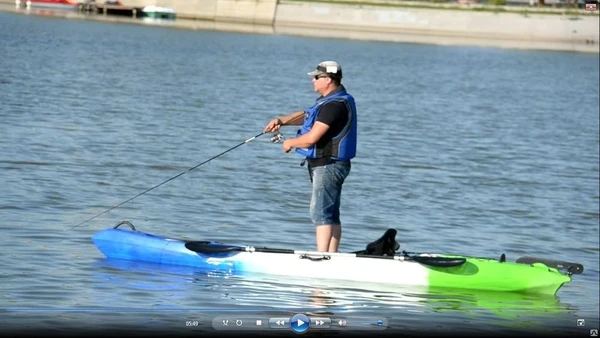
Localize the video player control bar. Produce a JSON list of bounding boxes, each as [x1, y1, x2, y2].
[[212, 314, 388, 332]]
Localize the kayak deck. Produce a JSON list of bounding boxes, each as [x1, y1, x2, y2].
[[91, 223, 579, 296]]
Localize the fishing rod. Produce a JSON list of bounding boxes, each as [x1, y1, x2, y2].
[[71, 131, 270, 229], [72, 113, 303, 229]]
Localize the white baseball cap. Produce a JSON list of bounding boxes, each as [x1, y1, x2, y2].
[[307, 61, 343, 78]]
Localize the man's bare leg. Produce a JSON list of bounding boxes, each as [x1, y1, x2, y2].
[[316, 224, 342, 252], [328, 224, 341, 252]]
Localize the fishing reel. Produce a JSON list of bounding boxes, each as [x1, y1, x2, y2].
[[270, 132, 285, 143]]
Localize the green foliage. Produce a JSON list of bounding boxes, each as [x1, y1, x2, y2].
[[487, 0, 507, 5]]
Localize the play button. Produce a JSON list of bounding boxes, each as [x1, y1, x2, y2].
[[290, 313, 310, 333]]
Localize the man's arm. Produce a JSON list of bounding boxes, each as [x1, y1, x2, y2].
[[283, 122, 329, 152], [278, 111, 305, 126], [264, 111, 304, 132], [281, 101, 344, 153]]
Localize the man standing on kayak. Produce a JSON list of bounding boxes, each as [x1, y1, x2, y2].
[[264, 61, 358, 253]]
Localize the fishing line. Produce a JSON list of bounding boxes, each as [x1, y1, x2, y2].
[[71, 131, 268, 229]]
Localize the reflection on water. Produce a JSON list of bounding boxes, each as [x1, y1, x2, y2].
[[83, 259, 578, 333]]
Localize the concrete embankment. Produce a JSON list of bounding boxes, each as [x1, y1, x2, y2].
[[274, 1, 599, 53], [1, 0, 598, 53]]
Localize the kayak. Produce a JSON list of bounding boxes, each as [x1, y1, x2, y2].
[[91, 221, 583, 296]]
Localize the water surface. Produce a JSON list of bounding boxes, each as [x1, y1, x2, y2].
[[0, 10, 598, 337]]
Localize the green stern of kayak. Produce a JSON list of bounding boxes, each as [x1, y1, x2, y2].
[[427, 256, 571, 295]]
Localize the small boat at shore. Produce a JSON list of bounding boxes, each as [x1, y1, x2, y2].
[[16, 0, 81, 10], [92, 221, 583, 296], [141, 5, 175, 20]]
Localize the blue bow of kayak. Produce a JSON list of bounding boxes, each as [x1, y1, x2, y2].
[[92, 228, 242, 271]]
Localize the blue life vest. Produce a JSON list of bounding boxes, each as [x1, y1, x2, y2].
[[295, 88, 357, 160]]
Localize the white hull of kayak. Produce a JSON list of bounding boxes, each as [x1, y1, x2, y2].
[[208, 251, 430, 286]]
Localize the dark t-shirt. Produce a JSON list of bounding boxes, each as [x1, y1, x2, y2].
[[307, 86, 350, 167], [315, 100, 348, 153]]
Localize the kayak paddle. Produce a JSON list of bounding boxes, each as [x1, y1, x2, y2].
[[184, 241, 467, 268]]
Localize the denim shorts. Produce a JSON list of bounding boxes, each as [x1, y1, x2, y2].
[[308, 160, 351, 226]]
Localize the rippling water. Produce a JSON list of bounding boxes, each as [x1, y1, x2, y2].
[[0, 9, 598, 337]]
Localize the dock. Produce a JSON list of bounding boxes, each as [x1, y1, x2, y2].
[[95, 2, 142, 18]]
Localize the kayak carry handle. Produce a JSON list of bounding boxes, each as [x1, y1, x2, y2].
[[113, 220, 136, 231], [299, 254, 331, 261], [516, 256, 584, 275]]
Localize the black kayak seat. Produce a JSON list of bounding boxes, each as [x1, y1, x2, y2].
[[354, 229, 399, 256]]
